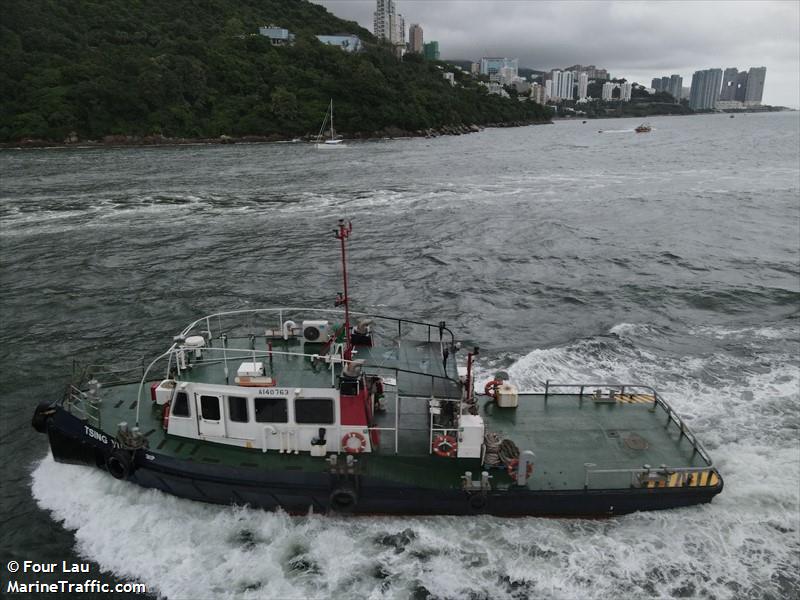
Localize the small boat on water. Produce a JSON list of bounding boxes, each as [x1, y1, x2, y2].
[[315, 99, 346, 149], [32, 221, 722, 516], [635, 123, 652, 133]]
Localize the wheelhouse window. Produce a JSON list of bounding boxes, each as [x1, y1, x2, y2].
[[228, 396, 248, 423], [254, 397, 288, 423], [295, 398, 335, 424], [200, 395, 221, 421], [172, 392, 190, 417]]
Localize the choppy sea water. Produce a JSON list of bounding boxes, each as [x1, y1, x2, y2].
[[2, 112, 799, 599]]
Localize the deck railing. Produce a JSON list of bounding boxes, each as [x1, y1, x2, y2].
[[62, 385, 101, 428], [71, 359, 146, 388], [134, 341, 463, 454], [540, 381, 714, 468], [176, 307, 456, 348], [583, 464, 719, 490]]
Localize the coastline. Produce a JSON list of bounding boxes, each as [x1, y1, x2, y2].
[[0, 119, 552, 150], [552, 105, 794, 122]]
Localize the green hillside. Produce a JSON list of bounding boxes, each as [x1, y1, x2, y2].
[[0, 0, 551, 143]]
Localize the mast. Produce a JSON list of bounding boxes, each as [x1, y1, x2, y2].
[[329, 99, 335, 140], [336, 219, 353, 358]]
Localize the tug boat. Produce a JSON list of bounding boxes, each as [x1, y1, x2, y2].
[[32, 221, 722, 516]]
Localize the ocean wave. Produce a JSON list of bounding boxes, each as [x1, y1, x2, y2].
[[32, 321, 800, 599]]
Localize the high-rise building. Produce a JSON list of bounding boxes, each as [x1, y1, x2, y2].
[[660, 76, 670, 92], [744, 66, 766, 105], [601, 82, 616, 101], [719, 68, 739, 100], [480, 57, 518, 78], [393, 13, 405, 47], [498, 66, 518, 86], [585, 66, 608, 80], [564, 64, 608, 81], [544, 79, 553, 101], [689, 68, 723, 110], [422, 41, 439, 60], [651, 78, 662, 92], [374, 0, 405, 53], [578, 72, 589, 101], [530, 82, 545, 104], [549, 70, 562, 101], [668, 74, 683, 101], [619, 82, 632, 102], [373, 0, 395, 41], [734, 71, 749, 101], [559, 71, 575, 101], [408, 23, 423, 53]]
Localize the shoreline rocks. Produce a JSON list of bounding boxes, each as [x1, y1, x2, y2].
[[1, 119, 552, 149]]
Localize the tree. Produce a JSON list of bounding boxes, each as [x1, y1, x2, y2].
[[270, 86, 298, 123]]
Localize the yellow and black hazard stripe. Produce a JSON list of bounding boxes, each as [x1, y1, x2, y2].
[[616, 394, 655, 404], [643, 470, 721, 488]]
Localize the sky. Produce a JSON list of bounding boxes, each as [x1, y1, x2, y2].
[[314, 0, 800, 107]]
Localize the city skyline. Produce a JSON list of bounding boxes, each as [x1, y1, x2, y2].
[[313, 0, 799, 108]]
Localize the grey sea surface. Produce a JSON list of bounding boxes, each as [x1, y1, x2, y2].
[[1, 112, 799, 599]]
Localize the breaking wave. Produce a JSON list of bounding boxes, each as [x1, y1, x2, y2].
[[32, 321, 800, 599]]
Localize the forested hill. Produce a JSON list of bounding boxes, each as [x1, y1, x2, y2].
[[0, 0, 551, 143]]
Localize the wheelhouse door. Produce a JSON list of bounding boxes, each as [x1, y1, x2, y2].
[[197, 394, 225, 438]]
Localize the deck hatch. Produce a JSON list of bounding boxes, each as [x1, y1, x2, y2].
[[623, 433, 649, 450]]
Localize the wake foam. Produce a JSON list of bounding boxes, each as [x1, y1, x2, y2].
[[31, 321, 800, 599]]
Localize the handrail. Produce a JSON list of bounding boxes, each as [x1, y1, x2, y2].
[[62, 385, 101, 428], [583, 464, 718, 490], [135, 346, 177, 425], [535, 381, 713, 466], [134, 344, 463, 425], [176, 307, 456, 346]]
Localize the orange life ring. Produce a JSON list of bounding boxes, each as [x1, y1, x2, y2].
[[507, 458, 534, 481], [342, 431, 368, 454], [432, 434, 458, 458], [484, 379, 503, 398], [162, 402, 171, 430]]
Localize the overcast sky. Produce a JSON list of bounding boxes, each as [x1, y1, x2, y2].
[[314, 1, 800, 107]]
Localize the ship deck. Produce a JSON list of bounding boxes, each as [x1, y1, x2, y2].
[[79, 380, 712, 492], [178, 336, 462, 398]]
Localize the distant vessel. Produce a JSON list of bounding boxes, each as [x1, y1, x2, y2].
[[315, 100, 346, 149], [635, 123, 652, 133], [32, 220, 723, 517]]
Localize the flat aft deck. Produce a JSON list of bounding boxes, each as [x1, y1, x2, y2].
[[485, 393, 709, 489], [81, 379, 709, 492]]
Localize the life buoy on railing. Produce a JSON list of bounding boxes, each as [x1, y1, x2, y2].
[[484, 379, 503, 398], [432, 434, 458, 458], [341, 431, 368, 453], [506, 458, 534, 481], [162, 402, 171, 431]]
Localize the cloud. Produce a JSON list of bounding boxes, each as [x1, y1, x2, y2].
[[313, 0, 800, 107]]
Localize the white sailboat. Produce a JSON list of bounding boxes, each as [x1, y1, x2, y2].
[[315, 99, 347, 149]]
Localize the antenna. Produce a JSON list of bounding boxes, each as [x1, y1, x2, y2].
[[335, 219, 353, 358]]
